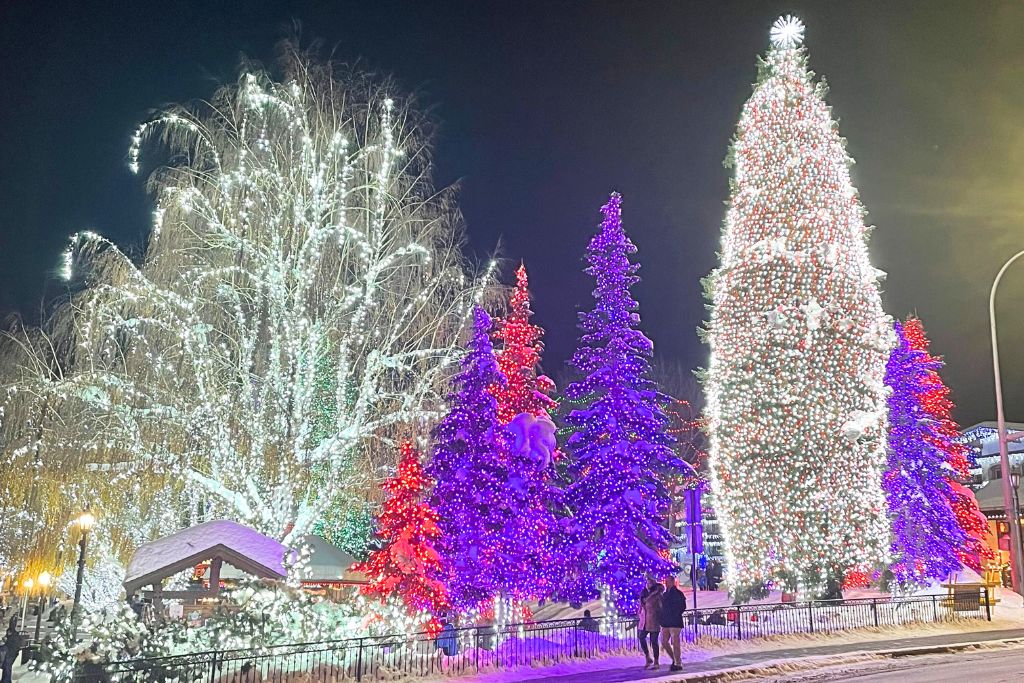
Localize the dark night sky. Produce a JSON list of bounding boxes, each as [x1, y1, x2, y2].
[[1, 1, 1023, 426]]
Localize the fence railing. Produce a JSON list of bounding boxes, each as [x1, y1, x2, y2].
[[72, 589, 992, 683]]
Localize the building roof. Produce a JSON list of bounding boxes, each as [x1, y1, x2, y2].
[[971, 481, 1014, 513], [958, 421, 1024, 463], [301, 534, 366, 584], [124, 519, 289, 594]]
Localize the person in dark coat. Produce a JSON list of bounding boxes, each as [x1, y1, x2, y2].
[[578, 609, 599, 633], [659, 575, 687, 672], [1, 620, 23, 683], [435, 620, 459, 657], [706, 560, 723, 591]]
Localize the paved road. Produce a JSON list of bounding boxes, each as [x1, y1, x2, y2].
[[517, 629, 1024, 683], [810, 644, 1024, 682]]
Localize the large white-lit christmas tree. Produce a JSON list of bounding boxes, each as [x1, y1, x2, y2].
[[703, 16, 893, 598]]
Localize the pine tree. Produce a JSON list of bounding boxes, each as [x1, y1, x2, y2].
[[883, 320, 968, 585], [428, 306, 557, 612], [901, 317, 994, 572], [703, 16, 892, 598], [352, 441, 448, 616], [559, 193, 685, 608], [490, 264, 557, 424]]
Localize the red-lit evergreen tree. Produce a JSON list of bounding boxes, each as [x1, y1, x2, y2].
[[902, 317, 994, 571], [353, 441, 448, 616], [490, 264, 557, 424]]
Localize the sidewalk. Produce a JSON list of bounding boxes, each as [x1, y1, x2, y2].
[[482, 628, 1024, 683]]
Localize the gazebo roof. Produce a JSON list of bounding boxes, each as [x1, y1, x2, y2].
[[124, 519, 289, 594], [300, 534, 366, 584]]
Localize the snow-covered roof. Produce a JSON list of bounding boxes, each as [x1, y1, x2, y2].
[[124, 519, 288, 593], [301, 534, 366, 583]]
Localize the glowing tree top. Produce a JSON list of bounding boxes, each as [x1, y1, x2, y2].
[[353, 441, 447, 616], [560, 193, 687, 607], [428, 306, 557, 611], [703, 17, 892, 597], [490, 264, 556, 424], [883, 320, 968, 585]]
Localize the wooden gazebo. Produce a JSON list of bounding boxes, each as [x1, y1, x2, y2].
[[124, 519, 289, 609]]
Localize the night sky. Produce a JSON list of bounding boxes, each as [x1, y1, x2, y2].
[[1, 1, 1023, 426]]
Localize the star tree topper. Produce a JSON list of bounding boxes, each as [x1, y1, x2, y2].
[[770, 15, 805, 49]]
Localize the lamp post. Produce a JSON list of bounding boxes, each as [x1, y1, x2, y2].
[[20, 578, 33, 624], [72, 506, 96, 624], [1013, 469, 1023, 550], [990, 249, 1024, 594], [33, 571, 50, 643]]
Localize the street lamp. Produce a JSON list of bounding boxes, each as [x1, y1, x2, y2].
[[990, 249, 1024, 594], [33, 571, 51, 643], [72, 506, 96, 623], [20, 577, 33, 624]]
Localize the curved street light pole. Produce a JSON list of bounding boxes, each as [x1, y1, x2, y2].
[[990, 249, 1024, 595]]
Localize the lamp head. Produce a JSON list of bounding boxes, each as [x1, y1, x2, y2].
[[77, 507, 96, 531], [38, 571, 51, 588]]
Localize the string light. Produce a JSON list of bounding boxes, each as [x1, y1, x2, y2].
[[427, 307, 560, 614], [352, 441, 448, 621], [0, 53, 493, 566], [897, 317, 995, 574], [704, 17, 892, 599], [489, 264, 557, 424], [559, 193, 688, 609], [883, 319, 969, 587]]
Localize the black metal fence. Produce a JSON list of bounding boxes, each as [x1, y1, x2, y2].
[[73, 589, 992, 683]]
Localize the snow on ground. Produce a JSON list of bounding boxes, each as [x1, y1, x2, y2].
[[12, 585, 1022, 683], [754, 641, 1024, 682], [429, 616, 1024, 683]]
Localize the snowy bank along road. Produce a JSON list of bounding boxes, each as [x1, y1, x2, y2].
[[763, 642, 1024, 682]]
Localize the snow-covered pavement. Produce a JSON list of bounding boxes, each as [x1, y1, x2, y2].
[[765, 642, 1024, 682], [445, 627, 1024, 683]]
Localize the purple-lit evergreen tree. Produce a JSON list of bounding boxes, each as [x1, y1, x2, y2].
[[427, 306, 557, 612], [559, 193, 688, 607], [883, 319, 969, 586]]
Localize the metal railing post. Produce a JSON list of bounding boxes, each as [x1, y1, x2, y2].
[[872, 598, 879, 628], [736, 606, 743, 639], [984, 587, 992, 621], [932, 594, 938, 622], [807, 601, 814, 633], [355, 638, 364, 682], [208, 650, 219, 683]]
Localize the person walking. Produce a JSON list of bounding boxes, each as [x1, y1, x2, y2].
[[637, 576, 663, 669], [659, 575, 687, 672], [0, 619, 22, 683], [707, 560, 723, 591]]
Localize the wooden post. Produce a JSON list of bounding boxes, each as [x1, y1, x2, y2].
[[209, 558, 223, 596]]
